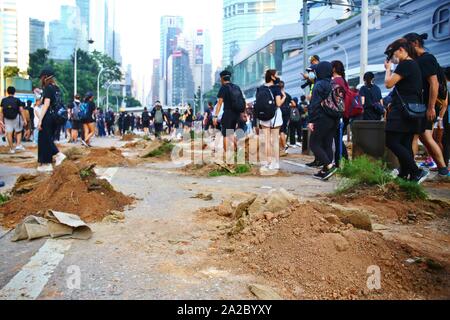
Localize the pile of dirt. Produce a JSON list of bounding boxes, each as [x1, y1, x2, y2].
[[121, 134, 139, 141], [199, 189, 450, 300], [327, 184, 450, 224], [181, 162, 289, 178], [0, 161, 134, 228], [78, 147, 132, 168], [123, 140, 153, 150]]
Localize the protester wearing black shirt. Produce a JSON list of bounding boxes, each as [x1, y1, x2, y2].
[[279, 81, 292, 152], [82, 92, 96, 147], [404, 32, 449, 178], [36, 68, 66, 172], [384, 39, 428, 184], [0, 86, 27, 153], [360, 72, 384, 121]]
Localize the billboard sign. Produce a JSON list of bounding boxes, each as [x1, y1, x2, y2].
[[195, 45, 204, 65]]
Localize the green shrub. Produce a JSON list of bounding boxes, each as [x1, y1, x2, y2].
[[0, 193, 10, 205], [337, 156, 428, 200], [142, 141, 175, 158], [209, 164, 252, 177]]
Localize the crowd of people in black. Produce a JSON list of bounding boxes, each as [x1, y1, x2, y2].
[[0, 32, 449, 184]]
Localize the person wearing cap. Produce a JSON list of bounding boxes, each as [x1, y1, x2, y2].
[[81, 92, 97, 147], [36, 67, 67, 173], [213, 70, 245, 156]]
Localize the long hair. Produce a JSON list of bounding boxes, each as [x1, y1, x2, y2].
[[40, 76, 56, 88], [331, 60, 346, 83], [265, 69, 277, 83], [385, 38, 416, 60]]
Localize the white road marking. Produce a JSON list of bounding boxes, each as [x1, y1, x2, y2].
[[283, 160, 312, 170], [0, 239, 73, 300]]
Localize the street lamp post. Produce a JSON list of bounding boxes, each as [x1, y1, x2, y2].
[[97, 67, 109, 108], [106, 82, 116, 113], [333, 43, 349, 78]]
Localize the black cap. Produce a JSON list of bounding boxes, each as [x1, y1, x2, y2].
[[85, 91, 94, 99], [220, 70, 232, 79], [39, 67, 55, 79]]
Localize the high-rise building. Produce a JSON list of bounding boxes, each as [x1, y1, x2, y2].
[[1, 0, 19, 67], [105, 0, 121, 64], [151, 59, 160, 104], [89, 0, 107, 53], [48, 5, 80, 61], [76, 0, 90, 51], [191, 29, 213, 95], [222, 0, 302, 67], [167, 48, 194, 107], [29, 18, 45, 54], [159, 16, 184, 106]]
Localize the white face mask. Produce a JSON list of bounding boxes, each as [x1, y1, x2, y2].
[[391, 56, 400, 65], [308, 72, 316, 80]]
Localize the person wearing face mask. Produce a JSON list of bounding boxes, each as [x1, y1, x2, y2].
[[384, 39, 428, 184], [307, 61, 340, 181], [302, 55, 320, 100], [258, 69, 286, 171], [403, 33, 450, 179]]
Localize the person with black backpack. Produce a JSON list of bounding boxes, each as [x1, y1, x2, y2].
[[308, 61, 341, 181], [213, 70, 246, 157], [70, 94, 82, 143], [142, 107, 151, 136], [288, 97, 302, 147], [404, 32, 449, 179], [255, 70, 286, 171], [359, 72, 384, 121], [0, 86, 28, 154], [36, 67, 67, 173]]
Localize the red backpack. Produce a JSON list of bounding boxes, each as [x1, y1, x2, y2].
[[344, 87, 364, 119]]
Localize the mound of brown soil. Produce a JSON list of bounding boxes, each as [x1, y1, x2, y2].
[[121, 134, 138, 141], [201, 192, 450, 300], [327, 184, 450, 224], [0, 161, 134, 228], [78, 147, 131, 168]]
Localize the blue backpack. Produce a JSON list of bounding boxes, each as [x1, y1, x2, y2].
[[79, 102, 90, 121]]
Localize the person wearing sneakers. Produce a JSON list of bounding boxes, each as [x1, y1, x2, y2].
[[0, 86, 28, 154], [36, 67, 66, 173]]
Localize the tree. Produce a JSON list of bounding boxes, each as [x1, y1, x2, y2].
[[3, 66, 20, 78], [124, 96, 141, 108], [28, 49, 54, 88]]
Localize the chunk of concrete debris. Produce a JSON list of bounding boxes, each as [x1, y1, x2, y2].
[[191, 193, 213, 201], [234, 195, 257, 219], [248, 284, 282, 300], [248, 189, 298, 217], [328, 204, 373, 232], [102, 210, 126, 223]]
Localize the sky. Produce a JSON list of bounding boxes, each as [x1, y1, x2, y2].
[[19, 0, 223, 98]]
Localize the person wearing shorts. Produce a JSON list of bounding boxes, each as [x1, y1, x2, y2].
[[0, 86, 27, 154]]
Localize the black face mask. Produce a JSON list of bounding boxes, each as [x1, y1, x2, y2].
[[274, 77, 281, 85]]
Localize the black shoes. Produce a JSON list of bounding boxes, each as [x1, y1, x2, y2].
[[411, 170, 430, 185], [313, 166, 338, 181], [306, 160, 324, 168]]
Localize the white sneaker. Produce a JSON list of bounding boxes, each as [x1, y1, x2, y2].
[[55, 153, 67, 167], [15, 145, 25, 151], [9, 149, 16, 154], [269, 162, 280, 170], [37, 164, 53, 173], [296, 142, 302, 147]]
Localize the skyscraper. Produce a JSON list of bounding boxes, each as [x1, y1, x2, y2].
[[76, 0, 90, 51], [191, 29, 213, 94], [167, 48, 194, 107], [48, 5, 80, 61], [159, 16, 184, 106], [151, 59, 160, 104], [1, 0, 19, 67], [222, 0, 302, 66], [29, 18, 45, 54]]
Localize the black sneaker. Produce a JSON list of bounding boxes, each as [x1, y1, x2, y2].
[[322, 166, 338, 180], [411, 170, 430, 185], [306, 160, 323, 168], [313, 170, 327, 180]]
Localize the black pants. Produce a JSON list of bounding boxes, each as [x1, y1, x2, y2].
[[310, 117, 338, 167], [38, 113, 59, 164], [289, 121, 302, 145], [443, 121, 450, 168], [334, 120, 349, 167], [107, 122, 114, 135], [386, 131, 420, 179]]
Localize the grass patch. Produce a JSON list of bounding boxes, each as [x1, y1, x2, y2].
[[337, 156, 427, 200], [209, 163, 252, 177], [142, 141, 175, 158], [0, 193, 10, 205]]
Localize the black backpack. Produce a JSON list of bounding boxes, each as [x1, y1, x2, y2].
[[142, 111, 150, 122], [227, 83, 246, 113], [254, 85, 276, 121], [53, 87, 68, 125], [2, 97, 20, 120], [437, 67, 448, 101]]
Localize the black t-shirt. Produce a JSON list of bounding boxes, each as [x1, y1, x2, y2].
[[360, 84, 383, 120], [1, 96, 22, 119], [43, 84, 58, 107], [185, 109, 193, 122], [218, 84, 232, 112], [281, 92, 292, 120], [416, 52, 439, 105], [394, 60, 423, 103], [86, 101, 96, 121], [172, 112, 180, 124], [386, 59, 423, 133], [142, 111, 150, 122]]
